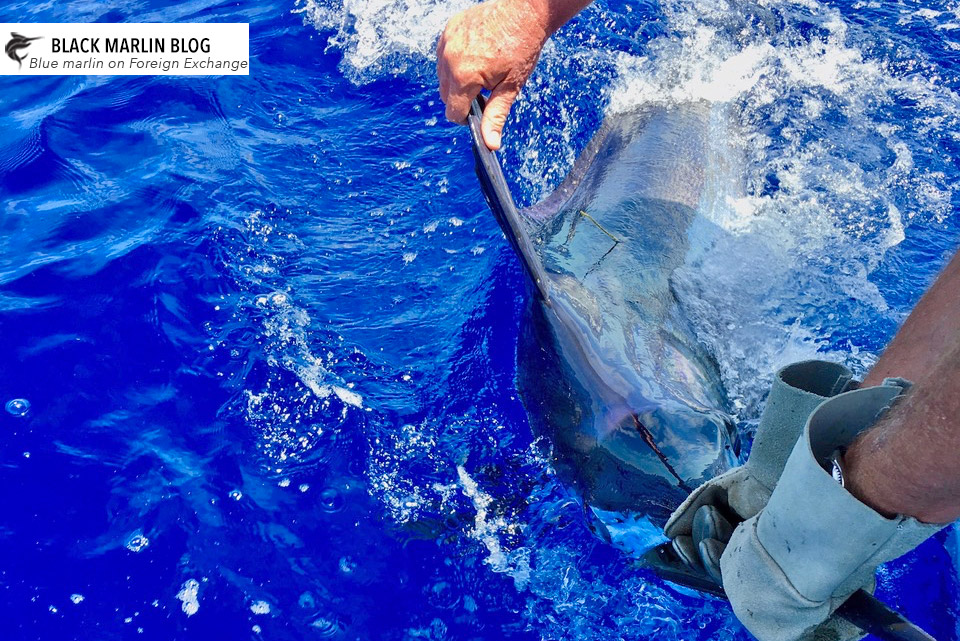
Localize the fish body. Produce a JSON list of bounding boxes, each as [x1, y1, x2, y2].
[[471, 99, 739, 524]]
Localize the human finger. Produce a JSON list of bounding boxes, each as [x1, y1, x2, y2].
[[480, 81, 519, 150], [692, 504, 734, 544], [438, 64, 451, 104], [698, 538, 726, 585], [671, 535, 702, 571], [444, 81, 480, 124]]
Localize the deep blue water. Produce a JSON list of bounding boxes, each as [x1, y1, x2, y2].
[[1, 0, 959, 639]]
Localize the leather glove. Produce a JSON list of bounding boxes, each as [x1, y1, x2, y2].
[[664, 360, 855, 581], [720, 382, 946, 641]]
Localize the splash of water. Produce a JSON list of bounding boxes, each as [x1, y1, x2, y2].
[[597, 0, 960, 413], [293, 0, 474, 81], [213, 208, 365, 467]]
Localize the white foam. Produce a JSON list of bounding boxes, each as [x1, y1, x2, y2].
[[293, 0, 473, 82], [125, 531, 150, 552], [243, 280, 364, 462], [456, 465, 528, 586], [332, 385, 363, 407], [366, 422, 440, 522]]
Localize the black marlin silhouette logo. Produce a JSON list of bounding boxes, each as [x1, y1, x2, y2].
[[5, 33, 41, 69]]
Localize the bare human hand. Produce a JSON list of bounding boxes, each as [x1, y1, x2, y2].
[[436, 0, 592, 150]]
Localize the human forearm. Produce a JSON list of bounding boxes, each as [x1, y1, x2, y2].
[[663, 251, 960, 641], [846, 248, 960, 524], [525, 0, 596, 36], [862, 249, 960, 387], [845, 339, 960, 524]]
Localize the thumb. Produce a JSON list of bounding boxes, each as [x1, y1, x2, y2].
[[481, 83, 519, 151]]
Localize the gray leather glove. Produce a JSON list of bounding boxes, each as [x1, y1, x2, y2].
[[720, 382, 946, 641], [664, 360, 854, 581]]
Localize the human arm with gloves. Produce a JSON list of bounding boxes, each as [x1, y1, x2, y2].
[[666, 250, 960, 641]]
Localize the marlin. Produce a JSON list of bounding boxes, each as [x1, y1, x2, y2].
[[467, 99, 943, 641], [5, 33, 41, 69], [469, 98, 739, 525]]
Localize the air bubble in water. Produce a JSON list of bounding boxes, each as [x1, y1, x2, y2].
[[177, 579, 200, 617], [5, 398, 30, 417], [319, 488, 344, 513], [229, 489, 243, 501], [338, 556, 357, 574], [309, 615, 343, 638], [70, 594, 84, 605], [126, 532, 150, 552]]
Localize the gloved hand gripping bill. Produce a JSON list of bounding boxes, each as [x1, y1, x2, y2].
[[720, 381, 945, 641], [666, 362, 948, 641], [665, 360, 856, 582]]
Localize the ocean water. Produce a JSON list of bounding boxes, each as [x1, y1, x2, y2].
[[1, 0, 959, 639]]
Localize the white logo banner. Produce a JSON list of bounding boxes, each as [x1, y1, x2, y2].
[[2, 23, 249, 75]]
